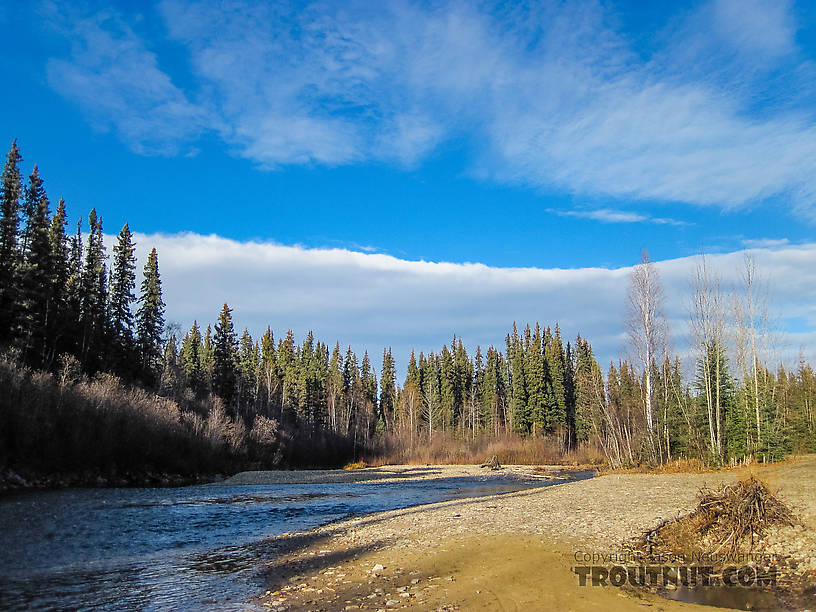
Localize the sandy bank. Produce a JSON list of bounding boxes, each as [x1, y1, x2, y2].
[[254, 457, 816, 611]]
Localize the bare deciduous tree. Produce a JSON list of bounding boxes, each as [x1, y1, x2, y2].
[[690, 254, 726, 460], [734, 254, 772, 452], [625, 250, 668, 458]]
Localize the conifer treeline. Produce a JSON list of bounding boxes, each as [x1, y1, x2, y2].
[[0, 140, 165, 383], [1, 140, 814, 474], [162, 305, 816, 468]]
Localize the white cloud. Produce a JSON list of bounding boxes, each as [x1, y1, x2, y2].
[[130, 232, 816, 376], [43, 1, 816, 215], [43, 4, 207, 155], [741, 238, 790, 249], [548, 208, 688, 226]]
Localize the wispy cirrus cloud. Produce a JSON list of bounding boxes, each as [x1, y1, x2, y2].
[[42, 3, 209, 155], [741, 238, 791, 249], [547, 208, 689, 226], [42, 0, 816, 215]]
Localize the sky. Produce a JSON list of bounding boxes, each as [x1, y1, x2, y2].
[[2, 0, 816, 375]]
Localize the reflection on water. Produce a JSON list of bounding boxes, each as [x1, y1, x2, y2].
[[0, 474, 582, 610], [663, 585, 786, 611]]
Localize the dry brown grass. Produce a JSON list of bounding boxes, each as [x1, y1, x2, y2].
[[367, 432, 606, 467], [598, 457, 717, 475]]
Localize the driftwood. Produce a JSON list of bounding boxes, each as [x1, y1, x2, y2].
[[480, 455, 501, 470]]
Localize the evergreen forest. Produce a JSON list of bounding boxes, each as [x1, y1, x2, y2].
[[1, 140, 814, 484]]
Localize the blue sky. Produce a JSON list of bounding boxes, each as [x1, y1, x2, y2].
[[2, 0, 816, 370]]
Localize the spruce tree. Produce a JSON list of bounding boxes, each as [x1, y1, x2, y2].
[[544, 324, 568, 433], [238, 329, 259, 417], [108, 223, 137, 373], [20, 164, 47, 258], [78, 209, 107, 371], [46, 198, 69, 360], [361, 351, 378, 438], [159, 334, 181, 396], [379, 348, 396, 429], [439, 345, 455, 432], [525, 323, 546, 434], [135, 247, 165, 381], [212, 302, 238, 408], [201, 324, 215, 392], [259, 327, 278, 413], [343, 346, 361, 435], [180, 320, 203, 394], [327, 342, 343, 431], [17, 189, 51, 364], [0, 140, 22, 343], [507, 324, 529, 433]]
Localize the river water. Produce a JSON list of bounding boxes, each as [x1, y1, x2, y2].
[[0, 475, 584, 610]]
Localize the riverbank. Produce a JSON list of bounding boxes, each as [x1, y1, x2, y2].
[[254, 456, 816, 610], [0, 467, 218, 493], [220, 463, 589, 486]]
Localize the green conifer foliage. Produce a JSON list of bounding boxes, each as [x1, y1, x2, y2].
[[135, 247, 165, 380], [160, 334, 181, 396], [212, 303, 238, 407], [326, 342, 343, 432], [0, 140, 23, 343], [108, 223, 137, 371], [20, 164, 47, 258], [379, 348, 396, 429], [45, 198, 69, 362], [238, 329, 259, 417], [526, 323, 546, 435], [545, 324, 568, 433], [180, 321, 203, 394], [508, 324, 529, 433], [17, 182, 51, 363], [78, 209, 107, 371]]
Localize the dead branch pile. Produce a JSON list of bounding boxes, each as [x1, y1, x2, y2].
[[634, 476, 798, 560], [693, 477, 797, 550], [480, 455, 501, 470]]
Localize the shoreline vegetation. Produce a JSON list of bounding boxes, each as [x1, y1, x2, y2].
[[1, 140, 815, 490]]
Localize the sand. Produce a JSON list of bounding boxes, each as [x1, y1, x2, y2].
[[249, 457, 816, 611]]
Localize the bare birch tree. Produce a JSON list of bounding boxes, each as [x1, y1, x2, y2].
[[734, 254, 772, 453], [690, 254, 726, 461], [625, 250, 668, 460]]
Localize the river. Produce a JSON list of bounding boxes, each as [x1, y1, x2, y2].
[[0, 474, 590, 610]]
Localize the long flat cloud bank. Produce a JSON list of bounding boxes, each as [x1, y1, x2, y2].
[[130, 233, 816, 376]]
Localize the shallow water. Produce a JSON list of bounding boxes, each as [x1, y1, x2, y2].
[[0, 473, 589, 610], [662, 585, 787, 611]]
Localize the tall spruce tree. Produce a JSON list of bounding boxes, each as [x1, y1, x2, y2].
[[135, 247, 165, 381], [507, 325, 529, 433], [544, 325, 568, 433], [20, 165, 46, 259], [0, 140, 22, 343], [526, 323, 546, 435], [17, 187, 51, 363], [379, 348, 396, 429], [212, 303, 238, 408], [108, 223, 137, 373], [180, 320, 203, 394], [45, 198, 69, 361], [78, 209, 107, 371], [63, 219, 84, 355]]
